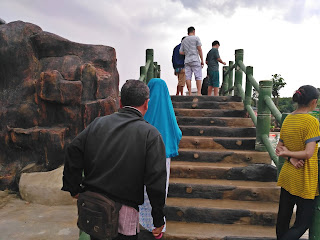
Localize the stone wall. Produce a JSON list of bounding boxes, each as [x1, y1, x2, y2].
[[0, 21, 119, 190]]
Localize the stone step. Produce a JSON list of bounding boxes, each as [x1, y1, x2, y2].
[[174, 109, 247, 118], [179, 136, 256, 150], [168, 178, 280, 202], [176, 116, 254, 127], [164, 221, 308, 240], [172, 101, 244, 110], [171, 95, 242, 102], [165, 198, 278, 226], [173, 149, 271, 164], [180, 126, 256, 137], [164, 221, 277, 240], [170, 162, 277, 182]]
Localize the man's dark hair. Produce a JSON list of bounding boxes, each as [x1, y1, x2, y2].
[[188, 26, 195, 34], [121, 80, 149, 107], [212, 40, 220, 46]]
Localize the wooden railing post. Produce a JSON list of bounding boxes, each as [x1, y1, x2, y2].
[[255, 80, 272, 151], [234, 49, 243, 97], [146, 49, 154, 84], [222, 66, 229, 96], [244, 66, 253, 108], [228, 61, 234, 95]]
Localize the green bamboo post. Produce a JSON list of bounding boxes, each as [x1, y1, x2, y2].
[[244, 66, 253, 108], [277, 113, 288, 177], [310, 190, 320, 240], [255, 80, 272, 151], [139, 66, 147, 83], [310, 119, 320, 239], [146, 49, 154, 84], [234, 49, 243, 97], [153, 62, 158, 78], [156, 64, 161, 78], [228, 61, 234, 95], [222, 66, 229, 96]]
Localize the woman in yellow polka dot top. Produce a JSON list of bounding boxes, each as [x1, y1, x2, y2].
[[276, 85, 320, 240]]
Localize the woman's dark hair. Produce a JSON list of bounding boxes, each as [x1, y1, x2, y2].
[[292, 85, 319, 106], [121, 80, 149, 107]]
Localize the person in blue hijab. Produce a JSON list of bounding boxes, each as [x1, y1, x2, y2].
[[139, 78, 182, 235]]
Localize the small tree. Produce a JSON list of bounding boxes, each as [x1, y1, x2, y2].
[[271, 74, 286, 107], [252, 88, 259, 107]]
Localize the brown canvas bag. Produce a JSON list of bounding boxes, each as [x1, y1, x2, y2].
[[77, 191, 122, 239]]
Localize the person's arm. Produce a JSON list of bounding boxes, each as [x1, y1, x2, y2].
[[61, 126, 90, 197], [217, 57, 226, 65], [197, 46, 204, 67], [276, 142, 317, 160], [276, 140, 304, 168], [172, 49, 175, 69], [179, 44, 185, 55], [144, 134, 167, 235]]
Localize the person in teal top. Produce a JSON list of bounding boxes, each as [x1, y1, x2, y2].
[[139, 78, 182, 235], [144, 78, 182, 158]]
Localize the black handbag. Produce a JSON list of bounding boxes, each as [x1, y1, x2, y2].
[[77, 191, 122, 240]]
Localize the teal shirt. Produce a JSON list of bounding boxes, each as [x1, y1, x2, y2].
[[206, 48, 220, 72]]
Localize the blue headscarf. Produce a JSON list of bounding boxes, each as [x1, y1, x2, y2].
[[144, 78, 182, 158]]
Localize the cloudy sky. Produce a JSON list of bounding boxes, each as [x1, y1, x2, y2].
[[1, 0, 320, 97]]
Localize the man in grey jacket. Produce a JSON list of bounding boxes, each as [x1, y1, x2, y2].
[[62, 80, 166, 240]]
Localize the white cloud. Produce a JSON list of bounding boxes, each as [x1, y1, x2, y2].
[[1, 0, 320, 97]]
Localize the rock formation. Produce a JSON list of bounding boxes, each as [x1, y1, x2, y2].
[[0, 21, 119, 190]]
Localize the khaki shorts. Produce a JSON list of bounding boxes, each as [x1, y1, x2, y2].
[[177, 68, 186, 87]]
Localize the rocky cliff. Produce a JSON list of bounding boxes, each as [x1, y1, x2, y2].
[[0, 21, 119, 190]]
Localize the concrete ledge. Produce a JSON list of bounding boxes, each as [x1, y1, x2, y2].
[[19, 166, 76, 206]]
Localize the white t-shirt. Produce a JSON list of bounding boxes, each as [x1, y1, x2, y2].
[[179, 35, 202, 64]]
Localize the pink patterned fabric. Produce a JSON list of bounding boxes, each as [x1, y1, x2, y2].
[[118, 205, 140, 236]]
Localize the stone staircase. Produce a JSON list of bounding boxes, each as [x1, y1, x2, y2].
[[165, 95, 280, 240]]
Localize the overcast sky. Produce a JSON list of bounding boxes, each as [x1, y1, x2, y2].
[[1, 0, 320, 97]]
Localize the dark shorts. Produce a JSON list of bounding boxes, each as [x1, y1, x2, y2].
[[208, 70, 219, 87]]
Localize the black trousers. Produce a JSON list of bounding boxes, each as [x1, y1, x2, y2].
[[91, 233, 138, 240], [276, 188, 315, 240]]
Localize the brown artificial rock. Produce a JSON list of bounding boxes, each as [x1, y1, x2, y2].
[[0, 21, 119, 190]]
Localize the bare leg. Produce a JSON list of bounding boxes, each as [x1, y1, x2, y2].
[[186, 80, 192, 96], [176, 85, 179, 96], [214, 87, 219, 96], [180, 86, 184, 96], [196, 80, 202, 96], [208, 86, 213, 96]]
